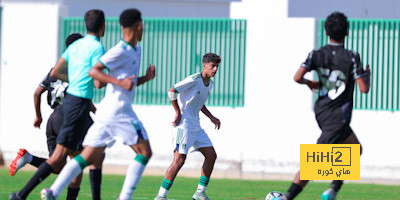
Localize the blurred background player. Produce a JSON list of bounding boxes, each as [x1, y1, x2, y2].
[[154, 53, 221, 200], [9, 9, 106, 200], [9, 33, 85, 200], [284, 11, 370, 200], [40, 8, 156, 200]]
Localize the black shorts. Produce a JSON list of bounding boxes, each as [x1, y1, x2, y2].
[[56, 94, 93, 151], [317, 123, 353, 144], [46, 105, 63, 156]]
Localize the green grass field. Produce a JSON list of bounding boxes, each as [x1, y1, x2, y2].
[[0, 168, 399, 199]]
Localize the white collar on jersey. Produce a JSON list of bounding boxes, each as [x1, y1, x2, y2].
[[328, 43, 344, 46]]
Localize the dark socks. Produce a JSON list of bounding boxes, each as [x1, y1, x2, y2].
[[331, 180, 344, 192], [19, 162, 53, 198], [67, 187, 80, 200], [285, 183, 303, 200], [90, 169, 102, 200], [30, 156, 46, 168]]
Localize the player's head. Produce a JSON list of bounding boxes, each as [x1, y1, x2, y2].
[[65, 33, 83, 48], [202, 53, 221, 78], [324, 11, 349, 42], [119, 8, 143, 41], [84, 9, 105, 36]]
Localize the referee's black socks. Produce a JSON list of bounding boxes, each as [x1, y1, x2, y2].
[[90, 169, 102, 200]]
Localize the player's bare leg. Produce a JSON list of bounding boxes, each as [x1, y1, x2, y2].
[[47, 144, 73, 173], [192, 147, 217, 200], [155, 151, 186, 199], [165, 151, 187, 181]]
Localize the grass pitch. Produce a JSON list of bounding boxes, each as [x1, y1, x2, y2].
[[0, 168, 399, 199]]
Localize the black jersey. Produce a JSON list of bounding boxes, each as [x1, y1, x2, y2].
[[39, 69, 68, 109], [302, 44, 368, 125]]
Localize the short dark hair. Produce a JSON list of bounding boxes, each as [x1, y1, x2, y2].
[[65, 33, 83, 48], [84, 9, 105, 33], [324, 12, 349, 42], [119, 8, 142, 28], [202, 53, 221, 65]]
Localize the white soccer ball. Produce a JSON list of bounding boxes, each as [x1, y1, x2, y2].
[[265, 191, 287, 200]]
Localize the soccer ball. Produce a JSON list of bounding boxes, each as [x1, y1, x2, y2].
[[265, 191, 287, 200]]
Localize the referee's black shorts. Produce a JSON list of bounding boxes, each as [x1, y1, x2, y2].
[[56, 93, 93, 151]]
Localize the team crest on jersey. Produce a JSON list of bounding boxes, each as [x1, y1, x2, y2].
[[132, 60, 136, 65], [196, 91, 200, 94], [182, 144, 187, 149]]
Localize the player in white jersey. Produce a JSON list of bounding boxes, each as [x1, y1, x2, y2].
[[40, 8, 156, 200], [155, 53, 221, 200]]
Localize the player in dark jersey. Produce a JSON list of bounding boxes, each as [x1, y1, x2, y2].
[[9, 33, 103, 200], [284, 12, 370, 200]]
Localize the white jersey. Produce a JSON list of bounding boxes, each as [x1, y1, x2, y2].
[[174, 72, 213, 130], [95, 40, 141, 123]]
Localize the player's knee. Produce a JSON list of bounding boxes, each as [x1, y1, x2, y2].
[[90, 156, 104, 169], [174, 156, 186, 167], [48, 159, 66, 173], [143, 150, 152, 159], [207, 151, 217, 162]]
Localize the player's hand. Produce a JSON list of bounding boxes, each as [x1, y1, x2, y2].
[[172, 113, 181, 127], [119, 74, 136, 91], [210, 116, 221, 130], [364, 64, 371, 84], [146, 64, 156, 81], [34, 116, 42, 128], [307, 80, 320, 93], [365, 64, 371, 76]]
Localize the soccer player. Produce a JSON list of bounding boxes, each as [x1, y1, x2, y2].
[[40, 8, 155, 200], [154, 53, 221, 200], [284, 12, 370, 200], [9, 33, 88, 200], [9, 9, 106, 200]]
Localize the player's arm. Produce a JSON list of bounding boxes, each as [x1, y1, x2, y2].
[[355, 65, 371, 93], [33, 85, 46, 128], [50, 58, 68, 82], [201, 105, 221, 130], [293, 66, 320, 92], [90, 62, 108, 89], [168, 87, 181, 126], [137, 64, 156, 86], [89, 61, 135, 90]]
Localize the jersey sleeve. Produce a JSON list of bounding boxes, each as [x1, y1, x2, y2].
[[39, 71, 52, 90], [91, 45, 106, 67], [301, 50, 317, 71], [351, 52, 367, 80], [61, 47, 70, 62], [99, 47, 125, 71], [173, 76, 196, 93]]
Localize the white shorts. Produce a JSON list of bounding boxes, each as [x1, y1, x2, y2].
[[83, 120, 148, 148], [172, 126, 213, 154]]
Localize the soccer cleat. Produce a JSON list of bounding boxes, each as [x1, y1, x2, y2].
[[40, 188, 55, 200], [154, 195, 168, 200], [8, 192, 23, 200], [9, 148, 31, 176], [192, 191, 210, 200], [321, 188, 336, 200]]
